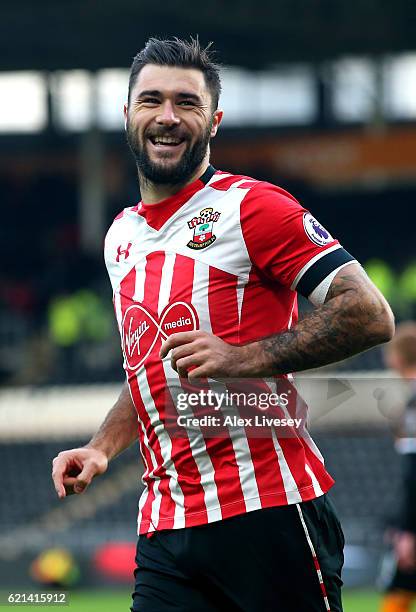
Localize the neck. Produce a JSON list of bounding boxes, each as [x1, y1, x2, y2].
[[138, 157, 210, 205]]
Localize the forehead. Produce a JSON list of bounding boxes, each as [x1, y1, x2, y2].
[[131, 64, 209, 100]]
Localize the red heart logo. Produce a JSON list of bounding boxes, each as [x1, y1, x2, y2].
[[121, 301, 199, 371]]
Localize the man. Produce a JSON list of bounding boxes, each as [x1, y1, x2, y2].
[[380, 322, 416, 612], [52, 37, 394, 611]]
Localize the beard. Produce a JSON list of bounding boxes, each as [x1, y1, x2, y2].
[[126, 121, 212, 186]]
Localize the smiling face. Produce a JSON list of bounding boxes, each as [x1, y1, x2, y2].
[[125, 64, 223, 186]]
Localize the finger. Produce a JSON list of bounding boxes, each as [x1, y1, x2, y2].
[[51, 457, 70, 499], [187, 365, 210, 382], [176, 364, 188, 378], [55, 482, 66, 499], [170, 346, 196, 373], [73, 461, 100, 493], [176, 355, 203, 378], [160, 331, 201, 359], [63, 476, 78, 496], [171, 343, 196, 361]]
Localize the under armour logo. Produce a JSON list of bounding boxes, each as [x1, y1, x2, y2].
[[116, 242, 132, 262]]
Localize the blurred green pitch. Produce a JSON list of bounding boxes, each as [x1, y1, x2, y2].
[[0, 590, 381, 610]]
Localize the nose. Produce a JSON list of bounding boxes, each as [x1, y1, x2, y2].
[[156, 100, 180, 126]]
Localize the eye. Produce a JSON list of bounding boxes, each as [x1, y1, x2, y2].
[[140, 98, 160, 106], [178, 100, 195, 107]]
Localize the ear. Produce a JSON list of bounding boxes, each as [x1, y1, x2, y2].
[[210, 109, 223, 137], [123, 103, 128, 130]]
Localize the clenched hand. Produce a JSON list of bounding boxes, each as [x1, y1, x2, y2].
[[159, 330, 256, 380]]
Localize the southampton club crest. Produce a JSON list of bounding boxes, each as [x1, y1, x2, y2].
[[187, 207, 221, 250]]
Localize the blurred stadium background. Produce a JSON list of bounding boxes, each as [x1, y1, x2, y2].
[[1, 1, 416, 609]]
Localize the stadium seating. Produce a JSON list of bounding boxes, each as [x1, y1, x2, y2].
[[0, 439, 141, 531], [0, 432, 401, 551], [314, 431, 402, 547]]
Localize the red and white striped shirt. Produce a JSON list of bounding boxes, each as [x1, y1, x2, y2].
[[104, 166, 355, 534]]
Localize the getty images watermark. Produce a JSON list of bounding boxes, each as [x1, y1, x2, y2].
[[164, 376, 415, 439], [164, 379, 307, 438]]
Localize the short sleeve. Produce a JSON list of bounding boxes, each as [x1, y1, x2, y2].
[[240, 182, 356, 297]]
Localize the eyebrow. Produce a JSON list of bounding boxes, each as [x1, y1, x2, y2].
[[137, 90, 161, 98], [137, 90, 203, 103], [176, 92, 202, 103]]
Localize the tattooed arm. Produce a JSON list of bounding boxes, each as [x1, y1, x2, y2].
[[252, 262, 395, 376], [162, 263, 395, 380]]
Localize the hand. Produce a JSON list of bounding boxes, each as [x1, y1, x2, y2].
[[51, 447, 108, 498], [159, 330, 252, 381], [394, 531, 416, 571]]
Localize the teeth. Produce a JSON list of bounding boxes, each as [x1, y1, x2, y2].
[[153, 137, 181, 145]]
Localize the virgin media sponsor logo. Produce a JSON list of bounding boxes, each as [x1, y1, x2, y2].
[[124, 319, 150, 360], [164, 316, 192, 331], [122, 301, 198, 371]]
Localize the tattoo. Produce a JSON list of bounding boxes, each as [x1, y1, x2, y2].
[[259, 266, 393, 375]]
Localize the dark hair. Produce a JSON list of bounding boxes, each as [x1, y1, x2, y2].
[[128, 37, 221, 109]]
